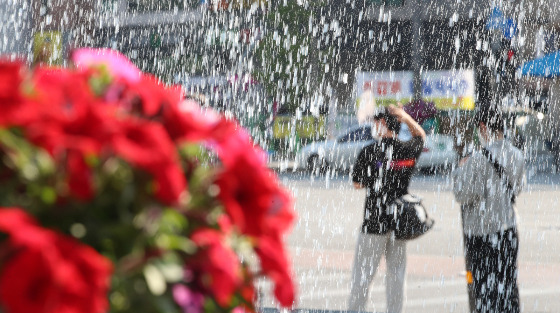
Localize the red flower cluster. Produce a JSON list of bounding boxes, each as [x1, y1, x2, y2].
[[0, 61, 187, 203], [0, 208, 113, 313], [174, 107, 296, 307], [0, 49, 296, 310], [215, 142, 295, 306]]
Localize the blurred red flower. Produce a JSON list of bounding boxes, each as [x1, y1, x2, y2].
[[111, 118, 186, 204], [24, 67, 118, 161], [216, 153, 294, 238], [160, 100, 220, 142], [152, 163, 188, 205], [132, 74, 184, 117], [30, 67, 96, 123], [66, 151, 94, 200], [0, 208, 113, 313], [0, 61, 23, 104], [0, 61, 37, 126], [24, 67, 188, 203], [255, 235, 295, 307], [21, 70, 120, 200], [215, 144, 295, 307], [190, 228, 242, 306], [0, 53, 297, 311]]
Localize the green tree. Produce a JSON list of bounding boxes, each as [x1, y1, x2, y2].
[[253, 0, 328, 114]]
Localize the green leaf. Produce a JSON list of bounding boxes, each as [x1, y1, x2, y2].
[[40, 187, 57, 205], [160, 209, 189, 230], [155, 234, 196, 254]]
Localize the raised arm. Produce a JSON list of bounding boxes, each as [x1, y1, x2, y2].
[[388, 104, 426, 140]]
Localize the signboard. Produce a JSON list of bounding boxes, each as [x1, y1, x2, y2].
[[33, 32, 63, 65], [273, 115, 326, 139], [356, 70, 476, 110], [273, 116, 292, 139], [356, 71, 413, 107], [422, 70, 475, 110]]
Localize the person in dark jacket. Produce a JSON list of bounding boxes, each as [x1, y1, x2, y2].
[[348, 105, 426, 313]]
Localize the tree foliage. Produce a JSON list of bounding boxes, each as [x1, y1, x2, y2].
[[253, 0, 328, 114]]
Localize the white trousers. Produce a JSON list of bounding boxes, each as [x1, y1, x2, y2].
[[348, 232, 407, 313]]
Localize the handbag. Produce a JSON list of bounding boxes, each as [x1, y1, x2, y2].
[[390, 194, 435, 240]]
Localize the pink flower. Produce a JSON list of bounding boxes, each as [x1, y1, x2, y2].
[[231, 307, 246, 313], [172, 285, 204, 313], [71, 48, 141, 84]]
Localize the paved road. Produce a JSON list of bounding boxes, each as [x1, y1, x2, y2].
[[257, 170, 560, 313]]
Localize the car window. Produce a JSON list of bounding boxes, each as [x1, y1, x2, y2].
[[337, 132, 353, 143], [356, 127, 374, 141], [338, 126, 373, 143]]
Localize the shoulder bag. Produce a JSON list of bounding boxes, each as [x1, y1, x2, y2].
[[390, 194, 435, 240], [481, 147, 516, 204]]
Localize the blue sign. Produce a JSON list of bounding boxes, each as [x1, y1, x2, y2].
[[486, 7, 518, 40]]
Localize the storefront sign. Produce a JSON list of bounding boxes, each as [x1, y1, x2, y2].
[[356, 70, 475, 110], [356, 71, 413, 107], [422, 70, 475, 110]]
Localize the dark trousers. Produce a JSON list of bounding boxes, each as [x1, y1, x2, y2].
[[464, 228, 520, 313]]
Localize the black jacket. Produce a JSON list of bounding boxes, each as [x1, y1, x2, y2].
[[352, 136, 424, 234]]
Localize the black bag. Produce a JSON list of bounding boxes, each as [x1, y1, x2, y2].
[[390, 194, 435, 240]]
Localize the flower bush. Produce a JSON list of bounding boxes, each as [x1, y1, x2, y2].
[[0, 48, 296, 313]]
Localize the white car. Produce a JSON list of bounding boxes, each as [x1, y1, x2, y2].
[[295, 124, 458, 173], [295, 125, 375, 173], [417, 133, 458, 171]]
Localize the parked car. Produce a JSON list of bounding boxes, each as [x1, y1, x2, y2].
[[513, 110, 558, 170], [295, 124, 458, 173], [295, 125, 375, 173], [416, 133, 458, 172]]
